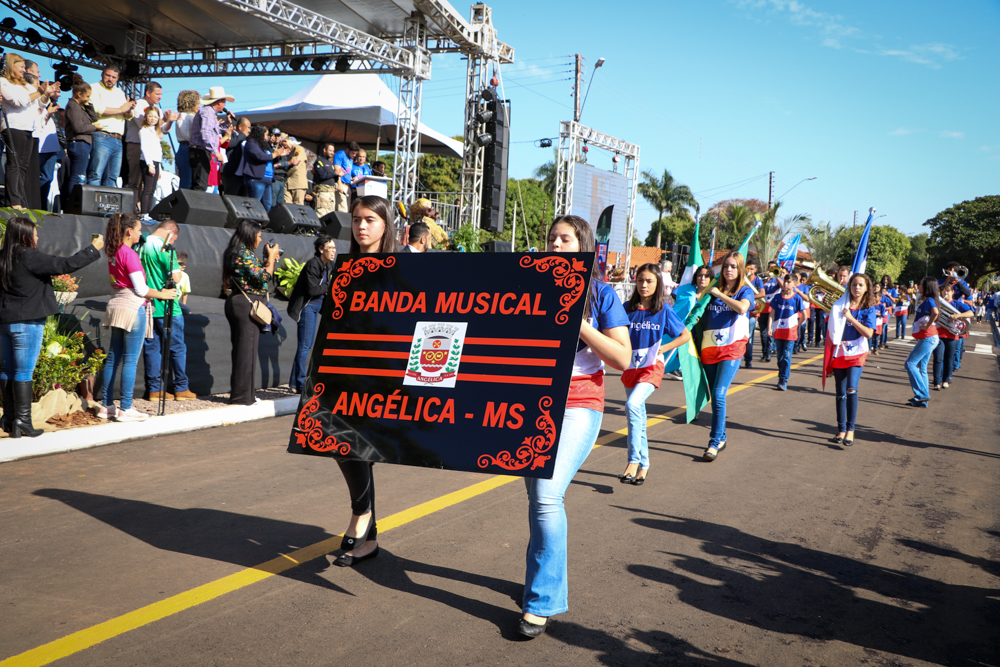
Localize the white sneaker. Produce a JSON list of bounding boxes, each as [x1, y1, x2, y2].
[[96, 405, 116, 420], [115, 407, 149, 422]]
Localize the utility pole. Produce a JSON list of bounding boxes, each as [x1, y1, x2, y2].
[[767, 171, 774, 208], [573, 53, 582, 122], [853, 210, 858, 230]]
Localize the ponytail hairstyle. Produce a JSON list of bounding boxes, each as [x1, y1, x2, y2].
[[349, 196, 398, 254], [627, 262, 665, 315], [847, 273, 877, 309], [716, 250, 746, 297], [105, 213, 140, 260], [0, 217, 38, 291], [547, 215, 599, 321]]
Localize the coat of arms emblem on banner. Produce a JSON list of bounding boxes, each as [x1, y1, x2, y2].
[[404, 322, 468, 388]]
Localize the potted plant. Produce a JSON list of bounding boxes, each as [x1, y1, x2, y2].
[[33, 316, 106, 402], [273, 257, 304, 298], [51, 274, 80, 310]]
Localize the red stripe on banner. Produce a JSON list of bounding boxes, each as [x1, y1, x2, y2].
[[461, 355, 557, 367], [465, 337, 561, 348], [318, 367, 406, 377], [326, 333, 411, 342], [456, 373, 553, 386], [822, 340, 833, 391], [323, 349, 409, 359]]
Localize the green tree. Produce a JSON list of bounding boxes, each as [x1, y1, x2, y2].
[[800, 221, 848, 272], [835, 224, 911, 282], [532, 149, 558, 199], [924, 195, 1000, 285], [637, 168, 698, 250], [504, 178, 553, 251], [417, 151, 462, 193], [644, 215, 696, 248], [899, 232, 930, 284]]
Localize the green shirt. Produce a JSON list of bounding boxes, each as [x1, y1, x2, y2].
[[138, 235, 181, 317]]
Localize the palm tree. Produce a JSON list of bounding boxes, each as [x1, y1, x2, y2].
[[801, 220, 848, 272], [637, 168, 699, 249], [756, 201, 811, 268], [532, 149, 558, 199], [718, 203, 754, 251]]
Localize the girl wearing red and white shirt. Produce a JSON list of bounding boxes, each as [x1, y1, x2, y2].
[[826, 274, 876, 447], [904, 278, 941, 408]]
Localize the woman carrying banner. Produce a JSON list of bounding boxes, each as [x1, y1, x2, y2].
[[330, 196, 397, 569], [695, 251, 755, 462], [903, 278, 941, 408], [826, 274, 877, 446], [519, 215, 631, 638], [619, 263, 690, 486]]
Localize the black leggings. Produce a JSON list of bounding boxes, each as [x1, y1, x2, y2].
[[224, 292, 261, 405], [139, 161, 160, 214], [338, 460, 376, 537], [2, 128, 33, 207]]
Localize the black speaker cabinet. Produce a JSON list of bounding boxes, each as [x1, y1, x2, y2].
[[222, 195, 269, 229], [150, 190, 229, 227], [320, 210, 352, 241], [480, 241, 513, 253], [268, 203, 321, 234], [66, 184, 135, 216]]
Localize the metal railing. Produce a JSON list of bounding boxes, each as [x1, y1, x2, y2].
[[410, 191, 464, 231]]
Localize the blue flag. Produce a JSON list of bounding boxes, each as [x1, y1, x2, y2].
[[776, 234, 801, 274], [852, 208, 875, 275]]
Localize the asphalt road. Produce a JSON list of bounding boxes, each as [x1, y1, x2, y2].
[[2, 326, 998, 667]]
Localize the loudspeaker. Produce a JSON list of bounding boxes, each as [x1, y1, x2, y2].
[[480, 241, 512, 253], [320, 210, 352, 241], [222, 195, 269, 229], [268, 203, 321, 235], [150, 189, 229, 227], [66, 184, 135, 216]]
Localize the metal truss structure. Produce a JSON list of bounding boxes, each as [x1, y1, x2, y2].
[[0, 0, 513, 217], [555, 121, 641, 268]]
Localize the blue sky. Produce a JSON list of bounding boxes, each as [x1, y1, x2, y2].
[[6, 0, 998, 241]]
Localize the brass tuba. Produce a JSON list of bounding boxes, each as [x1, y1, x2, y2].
[[936, 299, 970, 336], [741, 272, 769, 316], [802, 266, 845, 313]]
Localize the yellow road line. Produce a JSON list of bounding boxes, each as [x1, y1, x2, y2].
[[3, 353, 821, 667]]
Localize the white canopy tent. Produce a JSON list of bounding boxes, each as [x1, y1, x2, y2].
[[241, 75, 463, 159]]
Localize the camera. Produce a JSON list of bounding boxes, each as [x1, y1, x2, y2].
[[267, 241, 284, 257]]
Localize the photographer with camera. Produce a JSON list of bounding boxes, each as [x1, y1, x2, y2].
[[222, 220, 280, 405], [138, 221, 195, 402]]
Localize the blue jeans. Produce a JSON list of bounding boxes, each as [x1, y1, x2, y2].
[[744, 317, 756, 364], [271, 179, 286, 207], [39, 151, 59, 194], [758, 313, 773, 358], [100, 306, 147, 410], [895, 314, 907, 338], [87, 132, 123, 187], [904, 335, 939, 403], [879, 323, 889, 348], [775, 338, 794, 384], [290, 299, 323, 391], [625, 382, 657, 470], [175, 143, 191, 190], [833, 365, 863, 432], [931, 337, 958, 385], [142, 313, 188, 393], [702, 358, 741, 446], [0, 318, 46, 382], [956, 337, 965, 368], [796, 322, 808, 349], [244, 176, 273, 211], [67, 141, 91, 186], [523, 407, 603, 617]]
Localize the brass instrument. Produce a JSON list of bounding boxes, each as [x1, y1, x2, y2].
[[741, 273, 769, 316], [936, 299, 970, 336], [943, 266, 969, 281], [802, 266, 846, 313]]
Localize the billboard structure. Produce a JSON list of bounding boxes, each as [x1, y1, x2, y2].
[[554, 121, 640, 267]]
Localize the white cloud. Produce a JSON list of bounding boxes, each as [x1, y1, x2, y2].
[[889, 128, 923, 136], [879, 43, 962, 69], [940, 131, 964, 139]]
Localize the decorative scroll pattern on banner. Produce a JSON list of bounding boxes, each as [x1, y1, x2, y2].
[[519, 256, 588, 325], [295, 383, 351, 454], [330, 256, 397, 319], [478, 396, 556, 471]]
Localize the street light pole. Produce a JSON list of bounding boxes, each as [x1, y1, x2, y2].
[[577, 57, 605, 122], [775, 176, 817, 203]]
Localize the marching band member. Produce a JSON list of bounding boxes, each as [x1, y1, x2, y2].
[[330, 196, 398, 568], [696, 251, 754, 461], [768, 272, 807, 390], [743, 260, 764, 369], [619, 263, 690, 485], [931, 283, 973, 390], [757, 261, 780, 363], [878, 280, 894, 350], [894, 283, 910, 339], [870, 283, 885, 356], [904, 278, 941, 408], [795, 271, 811, 353], [827, 273, 877, 446], [519, 215, 630, 638]]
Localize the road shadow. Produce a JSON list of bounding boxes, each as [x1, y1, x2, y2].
[[32, 488, 350, 594], [621, 510, 1000, 667]]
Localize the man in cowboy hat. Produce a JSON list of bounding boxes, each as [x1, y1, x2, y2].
[[188, 86, 234, 191]]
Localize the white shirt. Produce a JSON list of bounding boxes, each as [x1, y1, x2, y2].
[[175, 113, 195, 142], [89, 82, 129, 135], [0, 79, 40, 131], [406, 244, 424, 253], [139, 125, 163, 164]]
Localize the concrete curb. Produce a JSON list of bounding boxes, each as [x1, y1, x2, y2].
[[0, 396, 301, 464]]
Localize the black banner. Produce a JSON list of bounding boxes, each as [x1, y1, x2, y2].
[[287, 252, 594, 479]]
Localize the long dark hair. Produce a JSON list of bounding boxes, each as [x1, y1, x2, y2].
[[105, 213, 139, 259], [918, 276, 940, 303], [248, 124, 269, 152], [0, 217, 37, 291], [223, 219, 263, 290], [349, 196, 398, 254], [847, 273, 877, 309], [627, 263, 665, 315], [547, 215, 599, 320]]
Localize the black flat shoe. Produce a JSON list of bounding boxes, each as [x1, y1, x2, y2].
[[619, 473, 635, 484], [333, 544, 379, 567], [518, 618, 548, 638], [843, 439, 854, 447], [632, 474, 646, 486], [830, 436, 844, 444]]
